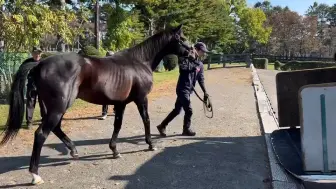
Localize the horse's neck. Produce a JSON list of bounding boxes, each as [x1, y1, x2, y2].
[[128, 34, 170, 71]]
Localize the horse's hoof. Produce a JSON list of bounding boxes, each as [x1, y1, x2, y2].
[[113, 153, 122, 159], [70, 151, 79, 159], [31, 174, 44, 185], [149, 146, 157, 151]]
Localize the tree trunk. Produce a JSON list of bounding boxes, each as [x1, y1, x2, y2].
[[95, 0, 100, 49]]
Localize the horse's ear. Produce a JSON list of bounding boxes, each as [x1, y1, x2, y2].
[[173, 24, 183, 35]]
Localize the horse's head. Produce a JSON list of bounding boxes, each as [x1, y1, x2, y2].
[[136, 24, 192, 70], [164, 24, 192, 57]]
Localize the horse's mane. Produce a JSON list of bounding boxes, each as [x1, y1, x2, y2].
[[80, 28, 175, 67], [126, 30, 173, 61]]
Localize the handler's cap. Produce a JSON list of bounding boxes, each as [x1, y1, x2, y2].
[[32, 46, 42, 53], [194, 42, 209, 53]]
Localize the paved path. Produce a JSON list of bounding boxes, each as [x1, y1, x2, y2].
[[0, 68, 271, 189], [256, 69, 336, 189], [256, 69, 282, 120]]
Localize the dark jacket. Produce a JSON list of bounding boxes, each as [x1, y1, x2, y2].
[[176, 56, 206, 95], [21, 57, 38, 90]]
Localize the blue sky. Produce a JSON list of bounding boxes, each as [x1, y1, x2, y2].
[[247, 0, 335, 15]]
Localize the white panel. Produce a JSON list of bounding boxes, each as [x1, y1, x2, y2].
[[301, 84, 336, 172], [301, 87, 323, 171]]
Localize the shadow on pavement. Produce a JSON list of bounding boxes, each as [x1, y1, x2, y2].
[[0, 136, 272, 189], [109, 136, 272, 189]]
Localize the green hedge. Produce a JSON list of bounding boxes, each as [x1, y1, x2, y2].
[[274, 60, 284, 70], [280, 61, 336, 71], [39, 45, 107, 60], [204, 54, 222, 64], [253, 58, 268, 69], [163, 54, 178, 71], [41, 52, 58, 59], [82, 45, 106, 57]]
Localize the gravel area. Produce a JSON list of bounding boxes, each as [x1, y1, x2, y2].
[[0, 67, 271, 189]]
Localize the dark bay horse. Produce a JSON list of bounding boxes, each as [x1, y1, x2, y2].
[[0, 24, 189, 185]]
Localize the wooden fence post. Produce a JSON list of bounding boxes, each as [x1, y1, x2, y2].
[[246, 54, 252, 68], [0, 75, 2, 93], [207, 55, 211, 70], [223, 55, 226, 68]]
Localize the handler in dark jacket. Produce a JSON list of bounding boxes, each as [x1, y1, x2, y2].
[[23, 46, 46, 129], [157, 42, 209, 136]]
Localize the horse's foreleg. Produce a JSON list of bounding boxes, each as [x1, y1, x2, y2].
[[52, 118, 78, 159], [29, 112, 63, 185], [135, 97, 156, 151], [109, 104, 126, 158]]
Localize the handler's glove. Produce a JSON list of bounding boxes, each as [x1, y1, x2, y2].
[[204, 93, 209, 100], [204, 93, 211, 108]]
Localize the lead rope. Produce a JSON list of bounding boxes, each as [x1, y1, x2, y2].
[[193, 88, 214, 119]]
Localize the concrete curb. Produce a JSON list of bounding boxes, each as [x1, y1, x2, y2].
[[250, 65, 303, 189]]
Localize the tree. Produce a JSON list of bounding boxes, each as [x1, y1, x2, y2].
[[0, 0, 91, 92], [102, 1, 144, 51], [254, 0, 272, 14], [306, 2, 334, 56], [328, 4, 336, 27], [197, 0, 236, 52], [236, 7, 272, 53]]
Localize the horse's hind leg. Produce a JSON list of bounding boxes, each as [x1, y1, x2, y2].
[[29, 111, 64, 185], [135, 97, 156, 151], [52, 117, 79, 159], [109, 103, 126, 158]]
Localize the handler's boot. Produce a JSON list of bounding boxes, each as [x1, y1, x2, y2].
[[99, 113, 107, 120], [182, 128, 196, 136], [182, 113, 196, 136], [157, 124, 167, 137]]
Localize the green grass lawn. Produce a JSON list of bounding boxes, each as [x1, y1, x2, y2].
[[206, 62, 247, 70], [153, 68, 179, 85], [267, 63, 275, 70]]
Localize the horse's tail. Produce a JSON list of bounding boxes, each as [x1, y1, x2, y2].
[[0, 61, 39, 146]]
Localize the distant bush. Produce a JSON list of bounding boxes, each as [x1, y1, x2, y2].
[[82, 45, 106, 57], [274, 60, 284, 70], [280, 61, 336, 71], [41, 52, 58, 59], [253, 58, 268, 69], [163, 54, 178, 71]]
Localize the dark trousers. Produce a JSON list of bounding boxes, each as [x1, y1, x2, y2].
[[102, 105, 108, 115], [102, 105, 116, 115], [160, 92, 192, 129], [26, 89, 46, 124]]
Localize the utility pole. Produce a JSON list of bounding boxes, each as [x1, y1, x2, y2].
[[94, 0, 100, 49]]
